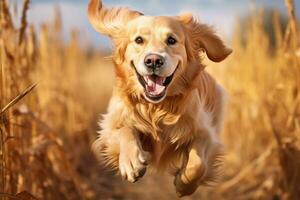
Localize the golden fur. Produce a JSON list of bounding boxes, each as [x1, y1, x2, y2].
[[88, 0, 232, 197]]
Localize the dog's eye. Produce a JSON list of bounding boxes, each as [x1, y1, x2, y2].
[[135, 36, 144, 44], [166, 36, 177, 45]]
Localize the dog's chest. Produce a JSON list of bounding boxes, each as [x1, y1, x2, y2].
[[134, 108, 196, 150], [139, 125, 192, 168]]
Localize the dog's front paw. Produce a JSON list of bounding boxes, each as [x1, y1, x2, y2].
[[119, 141, 151, 183], [174, 172, 199, 197]]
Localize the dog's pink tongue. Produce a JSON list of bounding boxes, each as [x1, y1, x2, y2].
[[146, 75, 165, 95]]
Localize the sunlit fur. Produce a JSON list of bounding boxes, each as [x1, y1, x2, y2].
[[88, 0, 232, 196]]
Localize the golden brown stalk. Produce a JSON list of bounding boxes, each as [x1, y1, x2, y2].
[[284, 0, 299, 49], [0, 83, 36, 115], [18, 0, 30, 45], [0, 0, 13, 29], [272, 11, 283, 49]]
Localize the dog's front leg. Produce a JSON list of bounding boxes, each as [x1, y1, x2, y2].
[[174, 132, 223, 197], [118, 127, 151, 182], [93, 127, 151, 183]]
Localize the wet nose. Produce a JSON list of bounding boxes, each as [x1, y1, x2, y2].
[[144, 54, 165, 69]]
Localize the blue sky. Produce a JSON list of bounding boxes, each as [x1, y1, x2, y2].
[[11, 0, 300, 48]]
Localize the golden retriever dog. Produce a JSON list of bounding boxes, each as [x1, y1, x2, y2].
[[88, 0, 232, 197]]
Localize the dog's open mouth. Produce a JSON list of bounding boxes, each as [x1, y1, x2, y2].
[[143, 74, 173, 99], [131, 62, 176, 102]]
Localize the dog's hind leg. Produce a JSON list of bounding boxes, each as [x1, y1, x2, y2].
[[174, 130, 223, 197]]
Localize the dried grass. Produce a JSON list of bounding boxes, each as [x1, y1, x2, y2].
[[0, 1, 110, 199], [207, 0, 300, 199]]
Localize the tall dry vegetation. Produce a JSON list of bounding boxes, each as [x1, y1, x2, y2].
[[0, 0, 113, 199], [211, 0, 300, 199], [0, 0, 299, 199]]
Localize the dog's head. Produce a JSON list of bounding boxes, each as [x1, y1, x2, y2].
[[88, 0, 232, 103]]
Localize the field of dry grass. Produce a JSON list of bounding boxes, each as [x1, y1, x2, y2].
[[1, 0, 300, 199]]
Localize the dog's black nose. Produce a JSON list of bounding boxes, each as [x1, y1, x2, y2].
[[144, 54, 164, 69]]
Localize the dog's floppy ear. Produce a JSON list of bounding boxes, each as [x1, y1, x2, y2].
[[88, 0, 143, 38], [179, 13, 232, 62]]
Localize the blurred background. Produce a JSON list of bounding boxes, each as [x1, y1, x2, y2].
[[1, 0, 300, 199]]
